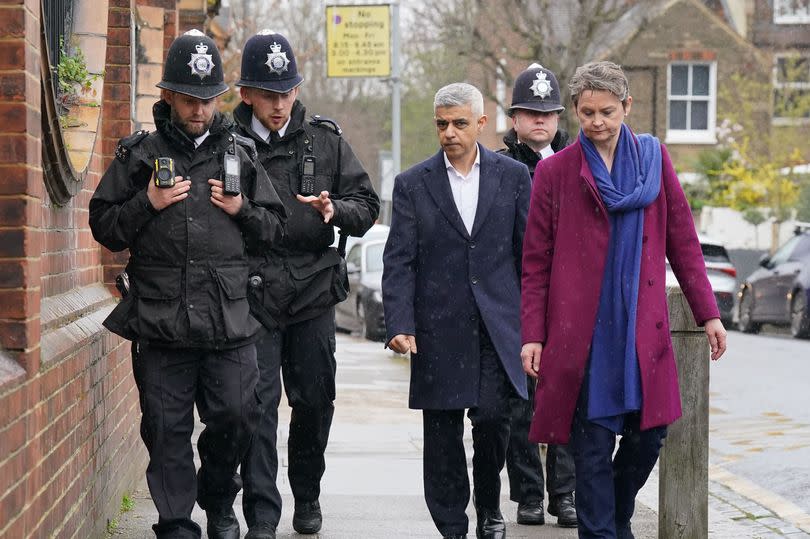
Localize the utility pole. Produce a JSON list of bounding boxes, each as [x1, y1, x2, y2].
[[386, 1, 401, 225]]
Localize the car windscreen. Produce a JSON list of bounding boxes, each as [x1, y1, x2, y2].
[[365, 243, 385, 273], [701, 243, 730, 263]]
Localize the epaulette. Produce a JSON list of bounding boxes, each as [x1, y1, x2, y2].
[[115, 129, 149, 163], [309, 115, 342, 137], [231, 133, 258, 160]]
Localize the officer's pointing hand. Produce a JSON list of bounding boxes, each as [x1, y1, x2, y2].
[[208, 179, 243, 216], [147, 176, 190, 211], [297, 190, 334, 223]]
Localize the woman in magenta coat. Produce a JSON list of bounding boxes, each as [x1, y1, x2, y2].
[[520, 61, 727, 539]]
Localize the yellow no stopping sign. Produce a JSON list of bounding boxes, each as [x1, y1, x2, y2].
[[326, 4, 391, 78]]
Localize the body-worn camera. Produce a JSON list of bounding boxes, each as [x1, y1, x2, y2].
[[222, 153, 241, 196], [154, 157, 175, 188], [300, 155, 316, 195]]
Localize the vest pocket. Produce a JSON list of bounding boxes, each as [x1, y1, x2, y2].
[[133, 266, 182, 342], [215, 264, 259, 340]]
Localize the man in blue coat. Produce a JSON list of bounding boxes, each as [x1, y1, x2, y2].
[[382, 83, 530, 539]]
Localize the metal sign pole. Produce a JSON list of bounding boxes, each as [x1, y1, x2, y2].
[[387, 1, 401, 225]]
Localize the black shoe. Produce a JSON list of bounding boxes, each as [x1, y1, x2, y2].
[[206, 506, 240, 539], [443, 535, 467, 539], [548, 493, 577, 528], [245, 522, 277, 539], [293, 500, 322, 534], [475, 508, 506, 539], [516, 500, 545, 525]]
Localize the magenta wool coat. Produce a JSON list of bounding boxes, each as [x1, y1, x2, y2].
[[521, 138, 719, 444]]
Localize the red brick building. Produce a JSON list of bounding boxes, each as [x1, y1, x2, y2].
[[476, 0, 768, 169], [0, 1, 218, 536]]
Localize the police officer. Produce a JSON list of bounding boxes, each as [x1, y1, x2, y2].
[[498, 63, 578, 528], [233, 31, 380, 539], [89, 30, 286, 539]]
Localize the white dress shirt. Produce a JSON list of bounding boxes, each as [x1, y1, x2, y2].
[[444, 146, 481, 235], [193, 131, 210, 148], [539, 144, 555, 160], [251, 114, 290, 141]]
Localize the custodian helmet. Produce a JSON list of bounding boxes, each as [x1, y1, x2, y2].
[[156, 29, 229, 99], [509, 63, 564, 115], [237, 30, 304, 93]]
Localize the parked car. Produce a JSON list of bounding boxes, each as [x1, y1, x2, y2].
[[737, 225, 810, 339], [333, 223, 389, 255], [335, 235, 387, 341], [665, 235, 737, 326]]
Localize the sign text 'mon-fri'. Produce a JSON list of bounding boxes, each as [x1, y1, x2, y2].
[[326, 5, 391, 78]]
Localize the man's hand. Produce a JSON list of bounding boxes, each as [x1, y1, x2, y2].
[[388, 334, 417, 355], [704, 318, 727, 361], [521, 342, 543, 378], [147, 176, 190, 211], [296, 190, 334, 223], [209, 179, 243, 216]]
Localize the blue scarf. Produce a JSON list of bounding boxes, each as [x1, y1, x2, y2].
[[580, 124, 662, 433]]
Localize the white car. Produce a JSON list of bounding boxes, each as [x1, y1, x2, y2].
[[665, 234, 736, 325]]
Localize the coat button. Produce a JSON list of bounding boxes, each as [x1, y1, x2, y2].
[[648, 279, 654, 286], [188, 217, 193, 222], [469, 242, 476, 249], [185, 176, 191, 180], [594, 207, 600, 214], [471, 277, 479, 284], [656, 321, 663, 329], [188, 304, 194, 310], [470, 314, 478, 322], [189, 259, 194, 265]]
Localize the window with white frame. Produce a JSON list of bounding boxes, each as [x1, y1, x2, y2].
[[774, 0, 810, 24], [666, 62, 716, 144], [774, 55, 810, 124]]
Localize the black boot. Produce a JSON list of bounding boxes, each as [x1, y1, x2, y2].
[[516, 499, 545, 525], [475, 508, 505, 539], [293, 500, 322, 534], [245, 521, 277, 539], [205, 506, 240, 539], [548, 493, 577, 528]]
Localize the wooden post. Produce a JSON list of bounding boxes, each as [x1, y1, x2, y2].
[[659, 287, 710, 538]]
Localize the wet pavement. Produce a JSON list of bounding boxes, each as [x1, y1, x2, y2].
[[109, 333, 805, 538]]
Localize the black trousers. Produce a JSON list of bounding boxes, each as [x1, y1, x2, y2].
[[132, 342, 260, 539], [241, 307, 337, 528], [422, 326, 514, 536], [506, 375, 576, 503], [569, 383, 667, 539]]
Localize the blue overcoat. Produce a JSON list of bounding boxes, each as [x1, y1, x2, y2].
[[382, 144, 530, 409]]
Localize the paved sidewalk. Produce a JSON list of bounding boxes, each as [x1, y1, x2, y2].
[[109, 334, 798, 538]]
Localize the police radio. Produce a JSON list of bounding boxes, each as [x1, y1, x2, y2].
[[300, 155, 316, 195], [154, 157, 175, 188], [222, 153, 241, 196]]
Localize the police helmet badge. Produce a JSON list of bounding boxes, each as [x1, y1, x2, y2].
[[265, 41, 291, 75], [188, 40, 215, 79], [530, 70, 552, 99]]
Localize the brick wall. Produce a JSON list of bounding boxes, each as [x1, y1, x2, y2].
[[0, 1, 180, 537]]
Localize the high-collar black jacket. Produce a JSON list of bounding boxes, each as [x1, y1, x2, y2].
[[90, 100, 287, 349], [233, 100, 379, 254], [498, 127, 571, 176]]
